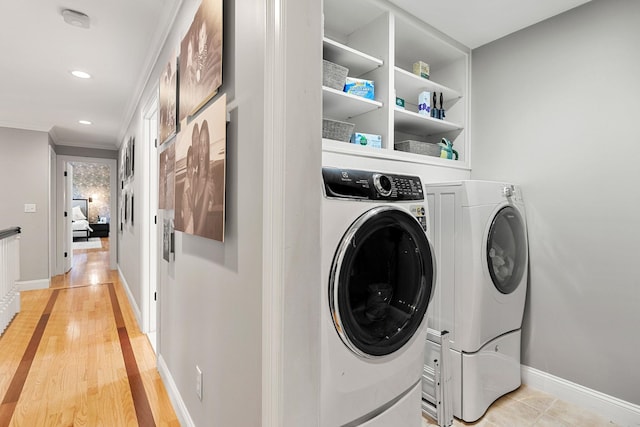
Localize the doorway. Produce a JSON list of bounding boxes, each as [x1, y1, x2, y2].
[[55, 156, 118, 277], [142, 93, 159, 351], [70, 161, 113, 280]]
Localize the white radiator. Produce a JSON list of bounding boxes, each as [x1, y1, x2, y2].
[[0, 227, 21, 335]]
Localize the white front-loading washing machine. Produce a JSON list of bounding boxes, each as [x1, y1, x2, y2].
[[424, 180, 528, 422], [321, 167, 436, 427]]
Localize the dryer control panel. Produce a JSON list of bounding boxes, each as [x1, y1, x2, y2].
[[322, 167, 424, 201]]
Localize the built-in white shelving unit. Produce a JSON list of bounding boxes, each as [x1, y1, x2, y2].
[[323, 86, 383, 120], [323, 37, 383, 77], [322, 0, 471, 169], [394, 67, 461, 108], [394, 108, 462, 136]]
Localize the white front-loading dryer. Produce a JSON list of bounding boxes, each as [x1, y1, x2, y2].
[[424, 180, 528, 423], [321, 167, 436, 427], [456, 180, 528, 353]]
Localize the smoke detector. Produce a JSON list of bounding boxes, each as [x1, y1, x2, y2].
[[62, 9, 90, 29]]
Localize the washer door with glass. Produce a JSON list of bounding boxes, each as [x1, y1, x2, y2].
[[486, 206, 527, 295], [329, 206, 435, 358]]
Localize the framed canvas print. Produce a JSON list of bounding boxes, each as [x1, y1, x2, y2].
[[174, 93, 226, 241], [158, 143, 176, 210], [130, 137, 135, 176], [159, 52, 178, 145], [120, 140, 127, 181], [178, 0, 223, 122], [119, 192, 124, 232], [124, 137, 132, 179]]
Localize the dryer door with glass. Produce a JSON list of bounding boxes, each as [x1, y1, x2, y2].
[[486, 206, 527, 294], [329, 206, 435, 359]]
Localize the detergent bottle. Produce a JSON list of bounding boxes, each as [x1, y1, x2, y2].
[[439, 138, 459, 160]]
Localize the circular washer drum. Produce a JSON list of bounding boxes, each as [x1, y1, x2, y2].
[[329, 206, 435, 358]]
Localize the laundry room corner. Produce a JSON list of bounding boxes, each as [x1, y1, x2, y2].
[[470, 0, 640, 417]]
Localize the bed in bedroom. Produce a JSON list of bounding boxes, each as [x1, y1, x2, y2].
[[72, 198, 93, 241]]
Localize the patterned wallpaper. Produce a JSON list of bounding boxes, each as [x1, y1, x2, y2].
[[72, 162, 111, 223]]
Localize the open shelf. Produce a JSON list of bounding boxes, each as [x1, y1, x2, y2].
[[394, 67, 461, 107], [323, 38, 383, 77], [322, 138, 470, 170], [394, 108, 462, 136], [322, 86, 383, 120]]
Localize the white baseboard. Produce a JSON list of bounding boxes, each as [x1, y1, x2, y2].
[[17, 278, 50, 291], [522, 365, 640, 427], [157, 354, 195, 427], [117, 267, 142, 329]]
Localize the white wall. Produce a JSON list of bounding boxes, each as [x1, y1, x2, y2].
[[50, 144, 119, 276], [49, 142, 56, 278], [276, 0, 323, 424], [54, 145, 118, 160], [471, 0, 640, 405], [0, 127, 50, 281]]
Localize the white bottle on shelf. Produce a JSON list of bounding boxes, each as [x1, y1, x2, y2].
[[418, 91, 431, 116]]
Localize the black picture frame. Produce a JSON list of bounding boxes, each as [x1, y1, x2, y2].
[[124, 192, 128, 222]]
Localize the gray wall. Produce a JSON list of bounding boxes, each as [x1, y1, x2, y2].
[[53, 144, 118, 160], [471, 0, 640, 405], [117, 0, 294, 424], [0, 127, 50, 281], [154, 1, 264, 424], [118, 113, 142, 319]]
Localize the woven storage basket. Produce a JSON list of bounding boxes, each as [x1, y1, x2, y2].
[[323, 60, 349, 91], [322, 119, 355, 142], [395, 140, 441, 157]]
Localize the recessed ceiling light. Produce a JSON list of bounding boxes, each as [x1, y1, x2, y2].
[[79, 120, 92, 125], [71, 70, 91, 79]]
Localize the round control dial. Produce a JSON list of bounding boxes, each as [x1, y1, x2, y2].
[[373, 174, 392, 197]]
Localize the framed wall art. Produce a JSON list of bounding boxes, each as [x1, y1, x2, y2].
[[178, 0, 223, 122], [124, 191, 129, 222], [174, 93, 226, 241], [125, 140, 131, 178], [158, 143, 176, 210], [130, 137, 135, 177], [159, 52, 178, 145]]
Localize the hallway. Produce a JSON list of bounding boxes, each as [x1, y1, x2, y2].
[[0, 238, 178, 426]]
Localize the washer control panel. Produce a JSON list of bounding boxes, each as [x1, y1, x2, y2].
[[322, 167, 424, 201]]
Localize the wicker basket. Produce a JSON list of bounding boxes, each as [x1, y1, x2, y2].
[[323, 60, 349, 91], [395, 140, 441, 157], [322, 119, 355, 142]]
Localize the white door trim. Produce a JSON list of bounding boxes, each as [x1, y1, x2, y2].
[[262, 0, 286, 424], [141, 89, 159, 344], [49, 145, 57, 278], [55, 155, 118, 274]]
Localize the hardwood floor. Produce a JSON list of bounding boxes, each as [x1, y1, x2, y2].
[[0, 238, 179, 426]]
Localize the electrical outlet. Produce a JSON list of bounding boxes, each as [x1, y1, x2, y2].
[[196, 366, 203, 401], [24, 204, 36, 213]]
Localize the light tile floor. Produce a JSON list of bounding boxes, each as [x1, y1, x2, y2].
[[422, 385, 618, 427]]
